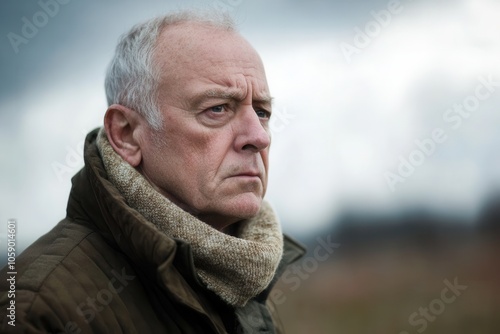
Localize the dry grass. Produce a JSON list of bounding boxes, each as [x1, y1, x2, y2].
[[274, 236, 500, 334]]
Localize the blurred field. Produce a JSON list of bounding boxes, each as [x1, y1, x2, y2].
[[274, 217, 500, 334]]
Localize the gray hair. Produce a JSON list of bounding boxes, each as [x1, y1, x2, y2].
[[104, 10, 236, 130]]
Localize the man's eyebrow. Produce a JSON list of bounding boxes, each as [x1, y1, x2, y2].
[[205, 88, 240, 99], [255, 94, 274, 105], [192, 88, 274, 106]]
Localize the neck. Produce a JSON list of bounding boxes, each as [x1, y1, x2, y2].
[[196, 213, 240, 234]]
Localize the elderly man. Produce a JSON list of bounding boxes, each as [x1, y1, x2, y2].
[[0, 10, 305, 334]]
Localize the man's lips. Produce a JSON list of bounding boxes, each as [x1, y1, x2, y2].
[[229, 171, 262, 179], [235, 172, 260, 177]]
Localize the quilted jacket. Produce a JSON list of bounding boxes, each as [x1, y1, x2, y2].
[[0, 129, 305, 333]]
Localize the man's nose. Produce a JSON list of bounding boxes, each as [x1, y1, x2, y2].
[[233, 105, 271, 153]]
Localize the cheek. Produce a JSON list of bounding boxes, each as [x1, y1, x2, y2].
[[199, 137, 233, 178], [159, 116, 236, 180], [180, 131, 232, 184]]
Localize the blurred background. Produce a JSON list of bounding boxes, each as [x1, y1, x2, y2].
[[1, 0, 499, 333]]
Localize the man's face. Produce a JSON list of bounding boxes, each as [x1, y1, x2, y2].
[[138, 23, 272, 231]]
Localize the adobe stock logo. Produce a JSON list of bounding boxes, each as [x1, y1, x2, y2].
[[51, 130, 86, 183], [339, 0, 405, 64], [269, 235, 340, 306], [384, 74, 499, 192], [269, 106, 296, 134], [399, 277, 467, 334], [76, 268, 135, 323], [211, 0, 243, 12], [7, 0, 73, 54]]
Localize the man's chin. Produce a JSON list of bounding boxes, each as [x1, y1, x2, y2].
[[195, 193, 264, 230], [219, 193, 264, 221]]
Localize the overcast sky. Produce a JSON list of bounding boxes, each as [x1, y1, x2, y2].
[[1, 0, 500, 251]]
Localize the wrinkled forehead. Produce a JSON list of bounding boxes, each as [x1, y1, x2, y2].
[[153, 22, 267, 82]]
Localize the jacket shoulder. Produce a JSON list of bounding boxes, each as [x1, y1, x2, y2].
[[0, 218, 139, 333], [5, 219, 95, 291]]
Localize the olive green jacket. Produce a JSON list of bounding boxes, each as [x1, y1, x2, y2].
[[0, 130, 305, 333]]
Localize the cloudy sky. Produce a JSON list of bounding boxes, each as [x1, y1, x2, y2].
[[1, 0, 500, 251]]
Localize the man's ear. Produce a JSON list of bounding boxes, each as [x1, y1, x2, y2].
[[104, 104, 144, 167]]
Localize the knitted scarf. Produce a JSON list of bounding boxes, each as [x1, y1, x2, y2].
[[96, 129, 283, 307]]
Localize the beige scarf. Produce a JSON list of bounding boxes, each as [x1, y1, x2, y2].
[[96, 129, 283, 307]]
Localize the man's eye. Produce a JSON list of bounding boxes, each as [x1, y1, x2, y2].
[[255, 109, 270, 119], [210, 105, 225, 113]]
